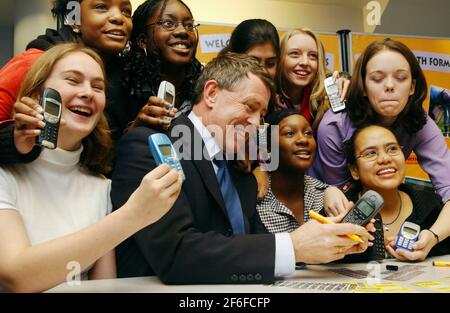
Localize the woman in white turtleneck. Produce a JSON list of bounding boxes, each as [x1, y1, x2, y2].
[[0, 43, 183, 293]]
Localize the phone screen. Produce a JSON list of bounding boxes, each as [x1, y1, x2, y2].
[[164, 92, 174, 104], [356, 199, 374, 217], [403, 226, 418, 238], [45, 101, 60, 116], [159, 144, 172, 157]]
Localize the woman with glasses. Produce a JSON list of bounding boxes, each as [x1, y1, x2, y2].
[[121, 0, 202, 131], [342, 124, 449, 261], [314, 38, 450, 260]]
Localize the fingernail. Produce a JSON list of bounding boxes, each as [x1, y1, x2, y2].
[[39, 121, 46, 128], [36, 106, 44, 114], [36, 114, 44, 120]]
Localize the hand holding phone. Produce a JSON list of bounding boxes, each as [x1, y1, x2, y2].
[[35, 88, 62, 149], [148, 133, 185, 181], [324, 76, 346, 113], [395, 221, 420, 251], [341, 190, 384, 227], [157, 81, 176, 123]]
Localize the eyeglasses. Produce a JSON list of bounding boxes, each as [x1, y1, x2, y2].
[[148, 19, 200, 32], [356, 143, 404, 161]]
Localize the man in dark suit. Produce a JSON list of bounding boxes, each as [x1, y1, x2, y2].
[[111, 53, 372, 284]]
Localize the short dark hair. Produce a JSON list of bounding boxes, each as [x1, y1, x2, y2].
[[265, 109, 305, 151], [343, 124, 399, 166], [219, 19, 280, 59], [193, 52, 275, 105], [347, 38, 427, 133]]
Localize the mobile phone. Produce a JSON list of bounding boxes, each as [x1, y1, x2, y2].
[[148, 133, 185, 180], [36, 88, 62, 149], [341, 190, 384, 226], [324, 76, 346, 113], [157, 81, 176, 122], [395, 221, 420, 251]]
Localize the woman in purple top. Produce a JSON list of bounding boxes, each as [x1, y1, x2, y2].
[[313, 38, 450, 260]]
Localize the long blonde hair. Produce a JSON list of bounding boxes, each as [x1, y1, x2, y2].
[[17, 43, 112, 175], [275, 28, 330, 129]]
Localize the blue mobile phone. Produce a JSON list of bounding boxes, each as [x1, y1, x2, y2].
[[395, 221, 420, 251], [148, 133, 185, 180]]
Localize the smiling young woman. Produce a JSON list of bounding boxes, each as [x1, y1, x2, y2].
[[0, 0, 133, 165], [0, 44, 182, 293], [342, 124, 450, 262], [314, 38, 450, 260], [121, 0, 202, 131]]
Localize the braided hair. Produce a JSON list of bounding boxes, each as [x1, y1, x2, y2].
[[122, 0, 202, 103]]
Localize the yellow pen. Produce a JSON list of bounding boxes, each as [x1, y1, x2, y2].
[[433, 261, 450, 267], [308, 210, 364, 244]]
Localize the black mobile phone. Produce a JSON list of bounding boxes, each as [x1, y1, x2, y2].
[[341, 190, 384, 226], [36, 88, 62, 149]]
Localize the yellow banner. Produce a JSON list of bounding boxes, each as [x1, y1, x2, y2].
[[351, 33, 450, 181], [196, 23, 341, 72]]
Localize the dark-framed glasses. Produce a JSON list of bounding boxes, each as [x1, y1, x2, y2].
[[148, 19, 200, 32], [356, 143, 404, 161]]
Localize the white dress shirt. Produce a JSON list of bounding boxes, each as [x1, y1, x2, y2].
[[188, 111, 295, 277]]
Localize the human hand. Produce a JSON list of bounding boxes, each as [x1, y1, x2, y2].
[[289, 220, 373, 264], [132, 96, 177, 130], [323, 186, 353, 217], [12, 97, 65, 154], [253, 166, 269, 202], [385, 230, 437, 261], [125, 164, 183, 228], [332, 71, 350, 102]]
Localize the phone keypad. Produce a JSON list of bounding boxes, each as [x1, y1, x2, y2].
[[395, 236, 415, 251], [342, 209, 368, 225], [37, 123, 58, 148], [164, 156, 184, 180]]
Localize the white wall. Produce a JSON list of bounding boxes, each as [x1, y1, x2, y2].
[[375, 0, 450, 37], [13, 0, 54, 54], [0, 25, 14, 67], [132, 0, 364, 32]]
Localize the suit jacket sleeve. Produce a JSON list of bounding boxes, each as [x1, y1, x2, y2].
[[111, 127, 276, 284]]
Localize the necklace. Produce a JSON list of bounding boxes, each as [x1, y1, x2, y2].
[[383, 192, 402, 232]]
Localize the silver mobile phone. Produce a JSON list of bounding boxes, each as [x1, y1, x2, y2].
[[324, 76, 346, 113], [157, 81, 175, 122], [36, 88, 62, 149]]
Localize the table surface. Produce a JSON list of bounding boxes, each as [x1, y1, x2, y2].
[[47, 255, 450, 293]]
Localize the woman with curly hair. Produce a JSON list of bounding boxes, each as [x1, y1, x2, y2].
[[121, 0, 202, 131]]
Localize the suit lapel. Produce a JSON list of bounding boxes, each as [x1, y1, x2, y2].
[[170, 115, 227, 215]]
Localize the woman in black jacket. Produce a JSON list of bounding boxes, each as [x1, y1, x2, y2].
[[343, 124, 450, 261]]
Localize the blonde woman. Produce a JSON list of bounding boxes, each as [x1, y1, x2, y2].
[[0, 43, 182, 292], [275, 28, 349, 130]]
